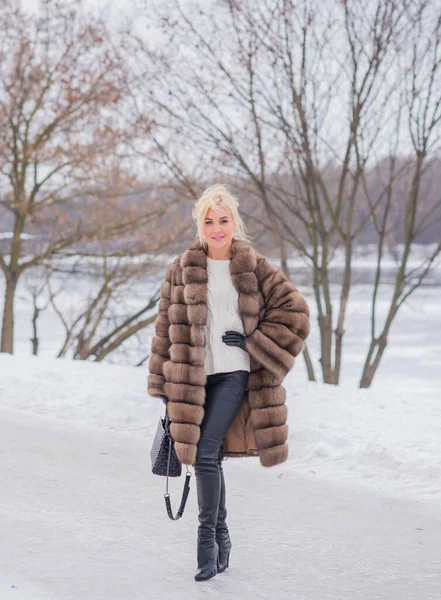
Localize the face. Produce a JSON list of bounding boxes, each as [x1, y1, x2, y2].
[[202, 206, 236, 253]]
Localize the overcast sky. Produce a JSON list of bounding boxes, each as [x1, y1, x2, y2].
[[20, 0, 139, 20]]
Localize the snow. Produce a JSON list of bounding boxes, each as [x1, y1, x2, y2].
[[1, 398, 441, 600], [1, 333, 441, 598]]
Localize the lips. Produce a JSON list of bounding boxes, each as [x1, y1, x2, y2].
[[212, 236, 225, 240]]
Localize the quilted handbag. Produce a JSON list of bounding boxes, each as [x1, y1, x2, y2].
[[151, 411, 182, 477], [150, 407, 191, 520]]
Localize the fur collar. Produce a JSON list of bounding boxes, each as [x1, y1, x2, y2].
[[180, 237, 257, 273]]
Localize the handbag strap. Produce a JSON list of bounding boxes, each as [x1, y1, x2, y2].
[[163, 408, 191, 521], [164, 471, 191, 521]]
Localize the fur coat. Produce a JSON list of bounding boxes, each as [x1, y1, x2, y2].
[[148, 238, 310, 467]]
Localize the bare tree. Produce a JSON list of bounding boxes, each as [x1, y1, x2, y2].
[[139, 0, 418, 385], [43, 205, 193, 363], [22, 269, 54, 356], [359, 1, 441, 387], [0, 1, 151, 353], [50, 258, 160, 362]]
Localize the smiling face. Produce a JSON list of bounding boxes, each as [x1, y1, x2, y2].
[[203, 205, 236, 257]]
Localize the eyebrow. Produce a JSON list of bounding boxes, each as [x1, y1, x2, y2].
[[205, 216, 229, 221]]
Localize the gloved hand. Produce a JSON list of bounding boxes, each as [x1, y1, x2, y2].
[[161, 395, 169, 406], [222, 330, 246, 351]]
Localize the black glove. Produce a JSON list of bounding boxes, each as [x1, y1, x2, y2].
[[222, 330, 246, 351], [161, 395, 169, 406]]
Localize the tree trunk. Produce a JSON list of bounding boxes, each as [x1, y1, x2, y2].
[[319, 313, 338, 384], [334, 242, 352, 383], [30, 305, 40, 356], [359, 335, 388, 388], [302, 343, 316, 382], [1, 274, 18, 354], [280, 241, 316, 382]]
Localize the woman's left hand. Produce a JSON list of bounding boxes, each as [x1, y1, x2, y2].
[[222, 330, 246, 351]]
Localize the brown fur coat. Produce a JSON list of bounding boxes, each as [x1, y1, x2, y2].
[[148, 238, 310, 467]]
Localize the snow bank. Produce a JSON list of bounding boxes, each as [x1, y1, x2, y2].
[[1, 353, 440, 506], [284, 377, 441, 502]]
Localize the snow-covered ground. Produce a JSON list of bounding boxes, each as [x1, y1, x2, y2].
[[1, 402, 441, 600]]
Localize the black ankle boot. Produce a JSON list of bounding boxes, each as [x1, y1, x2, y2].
[[194, 438, 222, 582], [216, 457, 232, 573]]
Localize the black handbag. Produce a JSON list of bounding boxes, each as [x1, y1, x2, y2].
[[150, 407, 191, 520]]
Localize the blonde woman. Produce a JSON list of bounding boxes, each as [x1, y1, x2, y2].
[[148, 184, 310, 581]]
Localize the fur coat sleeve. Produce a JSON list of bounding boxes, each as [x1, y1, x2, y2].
[[147, 263, 173, 398], [244, 256, 310, 381]]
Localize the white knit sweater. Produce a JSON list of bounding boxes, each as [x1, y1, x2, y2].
[[204, 257, 251, 376]]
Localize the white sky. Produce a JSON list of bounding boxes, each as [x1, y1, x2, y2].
[[20, 0, 139, 19]]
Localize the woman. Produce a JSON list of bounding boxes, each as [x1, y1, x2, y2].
[[148, 184, 310, 581]]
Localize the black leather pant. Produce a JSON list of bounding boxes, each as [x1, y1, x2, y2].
[[194, 370, 248, 552]]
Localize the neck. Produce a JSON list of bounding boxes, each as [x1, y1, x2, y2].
[[207, 243, 232, 261]]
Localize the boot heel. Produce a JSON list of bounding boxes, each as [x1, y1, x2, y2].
[[217, 546, 231, 573]]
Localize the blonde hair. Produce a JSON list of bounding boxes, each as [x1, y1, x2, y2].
[[192, 184, 251, 247]]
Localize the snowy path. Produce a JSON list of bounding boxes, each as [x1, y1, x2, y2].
[[1, 407, 440, 600]]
